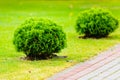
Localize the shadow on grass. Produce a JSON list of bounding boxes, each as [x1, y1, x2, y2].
[[106, 34, 120, 40], [20, 54, 68, 61], [78, 34, 120, 40]]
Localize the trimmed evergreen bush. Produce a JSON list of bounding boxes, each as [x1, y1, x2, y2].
[[13, 18, 66, 59], [76, 8, 119, 38]]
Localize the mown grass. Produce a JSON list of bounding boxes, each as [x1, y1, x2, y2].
[[0, 0, 120, 80]]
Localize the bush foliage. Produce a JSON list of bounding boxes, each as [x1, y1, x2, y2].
[[13, 18, 66, 59], [76, 8, 119, 38]]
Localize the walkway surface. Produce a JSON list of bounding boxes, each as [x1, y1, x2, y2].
[[47, 44, 120, 80]]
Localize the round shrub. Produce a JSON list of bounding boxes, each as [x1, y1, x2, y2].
[[13, 18, 66, 59], [76, 8, 119, 38]]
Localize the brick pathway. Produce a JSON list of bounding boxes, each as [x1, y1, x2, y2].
[[47, 44, 120, 80]]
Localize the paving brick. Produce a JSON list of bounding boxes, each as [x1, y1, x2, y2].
[[115, 76, 120, 80], [78, 57, 120, 80], [90, 64, 120, 80], [103, 70, 120, 80]]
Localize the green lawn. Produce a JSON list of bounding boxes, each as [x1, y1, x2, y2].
[[0, 0, 120, 80]]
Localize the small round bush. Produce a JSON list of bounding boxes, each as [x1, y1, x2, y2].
[[13, 18, 66, 59], [76, 8, 119, 38]]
